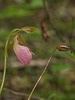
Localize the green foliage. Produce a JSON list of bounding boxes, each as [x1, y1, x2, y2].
[[0, 0, 42, 19], [0, 6, 34, 19], [47, 92, 75, 100], [53, 63, 72, 73]]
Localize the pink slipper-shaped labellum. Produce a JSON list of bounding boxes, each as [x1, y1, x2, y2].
[[13, 35, 32, 65]]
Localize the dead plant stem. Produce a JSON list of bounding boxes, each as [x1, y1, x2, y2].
[[28, 48, 57, 100]]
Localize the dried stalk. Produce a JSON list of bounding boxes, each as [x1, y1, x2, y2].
[[28, 48, 57, 100]]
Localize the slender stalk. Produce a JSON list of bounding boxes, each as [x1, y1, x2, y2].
[[28, 48, 57, 100], [0, 39, 8, 94], [0, 29, 19, 94]]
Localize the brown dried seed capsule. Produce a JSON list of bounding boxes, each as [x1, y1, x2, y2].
[[57, 44, 71, 51]]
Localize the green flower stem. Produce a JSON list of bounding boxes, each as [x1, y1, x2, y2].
[[0, 29, 19, 94], [0, 40, 8, 94], [0, 27, 37, 94]]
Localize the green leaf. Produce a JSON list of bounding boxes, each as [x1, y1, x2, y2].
[[21, 27, 38, 33]]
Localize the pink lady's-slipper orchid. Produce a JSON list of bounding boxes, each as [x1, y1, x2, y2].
[[13, 35, 32, 65], [0, 27, 37, 95]]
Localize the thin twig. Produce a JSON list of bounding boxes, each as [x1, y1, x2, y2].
[[28, 48, 57, 100], [69, 17, 75, 53], [69, 17, 74, 44], [42, 0, 65, 42], [3, 87, 41, 100], [42, 0, 49, 19]]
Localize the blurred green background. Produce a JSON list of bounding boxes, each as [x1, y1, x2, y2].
[[0, 0, 75, 100]]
